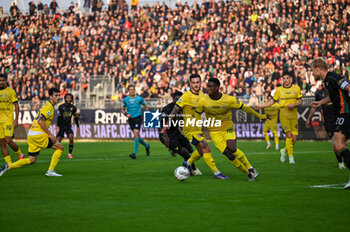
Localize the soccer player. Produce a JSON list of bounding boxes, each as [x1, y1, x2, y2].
[[56, 93, 80, 159], [159, 91, 202, 175], [310, 57, 350, 189], [263, 95, 280, 150], [255, 73, 302, 164], [163, 73, 228, 179], [122, 85, 150, 159], [0, 88, 65, 177], [0, 74, 24, 165], [196, 78, 267, 181], [306, 84, 345, 169]]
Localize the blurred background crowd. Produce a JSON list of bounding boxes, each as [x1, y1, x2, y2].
[[0, 0, 349, 106]]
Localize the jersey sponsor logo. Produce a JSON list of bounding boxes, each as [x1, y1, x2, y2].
[[178, 98, 183, 103], [47, 111, 51, 116]]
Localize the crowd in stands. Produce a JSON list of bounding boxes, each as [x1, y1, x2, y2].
[[0, 0, 349, 105]]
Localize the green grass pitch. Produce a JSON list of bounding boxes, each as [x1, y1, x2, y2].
[[0, 141, 349, 232]]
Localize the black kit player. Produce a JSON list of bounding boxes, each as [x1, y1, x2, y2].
[[311, 57, 350, 190], [56, 93, 80, 159], [306, 84, 345, 169], [159, 91, 202, 176]]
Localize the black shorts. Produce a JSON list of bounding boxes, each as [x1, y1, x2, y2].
[[168, 133, 193, 154], [324, 121, 336, 138], [128, 116, 142, 130], [57, 126, 73, 137], [334, 114, 350, 139]]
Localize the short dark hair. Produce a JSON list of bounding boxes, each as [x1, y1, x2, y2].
[[208, 78, 220, 87], [49, 88, 60, 96], [189, 73, 201, 81], [282, 71, 293, 77], [128, 84, 135, 90], [0, 73, 7, 80], [64, 93, 73, 99]]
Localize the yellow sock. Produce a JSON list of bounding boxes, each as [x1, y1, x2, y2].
[[203, 152, 218, 173], [234, 149, 252, 170], [187, 150, 202, 165], [273, 132, 279, 146], [4, 155, 12, 165], [14, 148, 23, 157], [9, 158, 31, 169], [264, 132, 270, 143], [231, 158, 249, 174], [48, 150, 63, 171], [286, 138, 293, 157]]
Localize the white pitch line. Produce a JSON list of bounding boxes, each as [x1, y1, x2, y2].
[[31, 150, 332, 163], [309, 183, 346, 189]]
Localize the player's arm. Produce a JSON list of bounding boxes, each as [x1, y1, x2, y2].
[[310, 96, 331, 108], [141, 97, 149, 111], [287, 98, 302, 110], [121, 99, 130, 118], [13, 101, 19, 128], [254, 98, 275, 110], [38, 114, 57, 143], [241, 104, 269, 120], [306, 107, 317, 128]]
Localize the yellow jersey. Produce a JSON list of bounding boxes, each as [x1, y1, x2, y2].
[[273, 85, 301, 119], [176, 90, 203, 133], [196, 94, 243, 131], [0, 87, 18, 123], [30, 101, 55, 133]]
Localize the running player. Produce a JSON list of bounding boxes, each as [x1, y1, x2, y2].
[[57, 93, 80, 159], [310, 57, 350, 189], [0, 74, 24, 165], [159, 91, 202, 175], [306, 84, 345, 169], [122, 85, 150, 159], [255, 73, 302, 164], [0, 88, 65, 177], [163, 73, 228, 179], [263, 95, 280, 150], [196, 78, 267, 181]]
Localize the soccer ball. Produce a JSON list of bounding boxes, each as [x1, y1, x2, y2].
[[174, 166, 190, 181]]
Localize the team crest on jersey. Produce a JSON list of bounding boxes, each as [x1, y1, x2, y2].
[[293, 91, 295, 94], [4, 94, 7, 98], [222, 105, 226, 109], [178, 98, 183, 103], [70, 107, 73, 111], [47, 111, 51, 116]]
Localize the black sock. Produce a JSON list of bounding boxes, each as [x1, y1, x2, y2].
[[335, 152, 343, 163], [339, 148, 350, 170], [69, 144, 74, 154]]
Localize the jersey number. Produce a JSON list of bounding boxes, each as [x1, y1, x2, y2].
[[336, 117, 344, 125]]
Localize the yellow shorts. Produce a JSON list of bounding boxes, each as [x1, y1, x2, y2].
[[0, 122, 14, 139], [280, 117, 298, 135], [28, 133, 53, 155], [264, 122, 278, 133], [183, 129, 204, 146], [209, 127, 236, 153]]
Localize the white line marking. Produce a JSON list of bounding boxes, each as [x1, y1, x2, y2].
[[29, 150, 332, 163], [309, 183, 346, 189]]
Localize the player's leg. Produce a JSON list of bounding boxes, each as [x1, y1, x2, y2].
[[6, 137, 24, 160], [182, 132, 202, 170], [326, 122, 345, 168], [263, 123, 271, 150], [137, 117, 150, 156], [284, 131, 294, 163], [178, 135, 201, 175], [272, 130, 279, 150], [0, 138, 12, 165], [4, 135, 41, 174], [46, 140, 65, 176], [130, 129, 139, 159], [68, 129, 74, 159], [333, 132, 350, 189]]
